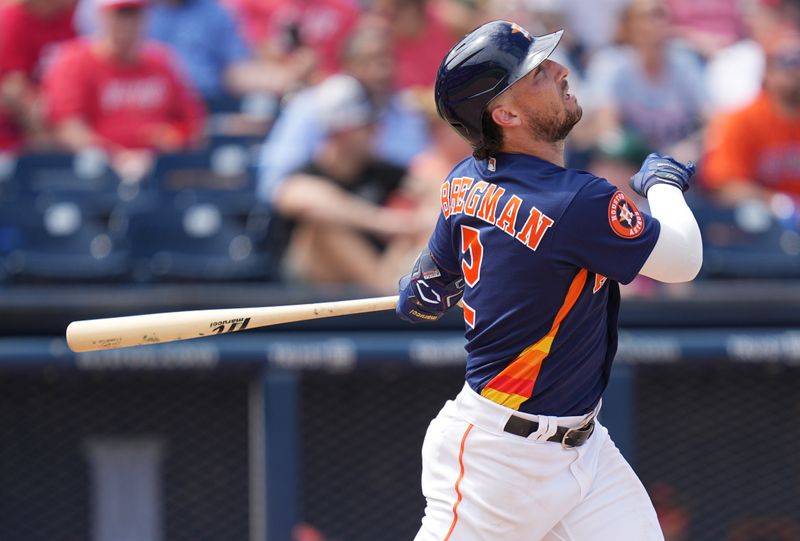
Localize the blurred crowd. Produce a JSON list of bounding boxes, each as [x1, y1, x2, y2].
[[1, 0, 800, 293]]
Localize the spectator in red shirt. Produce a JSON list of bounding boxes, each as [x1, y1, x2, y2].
[[366, 0, 457, 89], [43, 0, 205, 179], [0, 0, 77, 150], [665, 0, 744, 58], [222, 0, 360, 85]]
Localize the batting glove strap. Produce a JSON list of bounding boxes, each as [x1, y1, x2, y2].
[[397, 249, 464, 324], [630, 153, 696, 198]]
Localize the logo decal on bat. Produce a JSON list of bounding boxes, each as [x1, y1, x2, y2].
[[210, 317, 251, 334]]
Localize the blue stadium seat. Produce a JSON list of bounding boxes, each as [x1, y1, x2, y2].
[[149, 149, 257, 214], [12, 150, 128, 196], [206, 92, 278, 139], [205, 92, 277, 120], [209, 134, 263, 166], [693, 197, 800, 279], [123, 194, 274, 283], [0, 149, 277, 283], [205, 94, 244, 115], [0, 151, 132, 283], [0, 194, 130, 283]]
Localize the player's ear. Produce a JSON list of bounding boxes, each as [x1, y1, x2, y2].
[[490, 103, 521, 128]]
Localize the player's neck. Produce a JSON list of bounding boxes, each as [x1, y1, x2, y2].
[[501, 139, 566, 167]]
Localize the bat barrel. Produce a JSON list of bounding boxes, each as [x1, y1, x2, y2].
[[66, 313, 189, 352]]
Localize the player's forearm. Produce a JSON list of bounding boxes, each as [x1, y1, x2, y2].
[[639, 184, 703, 283]]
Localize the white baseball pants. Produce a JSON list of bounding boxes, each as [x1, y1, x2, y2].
[[414, 384, 664, 541]]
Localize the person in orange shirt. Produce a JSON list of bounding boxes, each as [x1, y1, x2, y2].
[[702, 33, 800, 205]]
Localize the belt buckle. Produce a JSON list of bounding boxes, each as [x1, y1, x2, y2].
[[560, 419, 595, 450]]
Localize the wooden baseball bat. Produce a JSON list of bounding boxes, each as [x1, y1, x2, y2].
[[66, 295, 399, 353]]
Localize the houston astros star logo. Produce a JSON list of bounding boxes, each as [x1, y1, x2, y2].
[[608, 191, 645, 238], [510, 23, 532, 41], [618, 202, 634, 226]]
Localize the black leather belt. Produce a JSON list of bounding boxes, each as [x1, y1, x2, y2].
[[503, 415, 596, 448]]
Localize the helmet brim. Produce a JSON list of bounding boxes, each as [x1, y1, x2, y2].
[[489, 29, 565, 107]]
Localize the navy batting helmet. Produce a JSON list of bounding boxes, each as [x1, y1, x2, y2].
[[435, 21, 564, 146]]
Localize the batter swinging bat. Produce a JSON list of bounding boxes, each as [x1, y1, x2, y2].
[[66, 295, 399, 353]]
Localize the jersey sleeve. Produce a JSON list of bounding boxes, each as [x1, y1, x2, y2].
[[552, 178, 660, 284], [427, 212, 460, 276]]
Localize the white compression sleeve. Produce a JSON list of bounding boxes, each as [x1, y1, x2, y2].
[[638, 184, 703, 283]]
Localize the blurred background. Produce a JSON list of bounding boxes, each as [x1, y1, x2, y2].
[[0, 0, 799, 540]]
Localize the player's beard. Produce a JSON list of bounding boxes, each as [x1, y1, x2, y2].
[[526, 102, 583, 143]]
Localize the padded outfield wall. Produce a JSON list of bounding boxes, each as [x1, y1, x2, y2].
[[0, 284, 799, 541]]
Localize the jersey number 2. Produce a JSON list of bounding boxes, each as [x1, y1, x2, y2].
[[460, 226, 483, 328]]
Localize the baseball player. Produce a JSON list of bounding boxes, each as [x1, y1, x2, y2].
[[397, 21, 702, 541]]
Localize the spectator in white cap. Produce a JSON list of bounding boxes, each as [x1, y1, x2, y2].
[[42, 0, 205, 179], [271, 75, 428, 293], [256, 24, 430, 204]]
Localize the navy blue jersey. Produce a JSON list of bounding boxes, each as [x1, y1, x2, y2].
[[429, 153, 660, 416]]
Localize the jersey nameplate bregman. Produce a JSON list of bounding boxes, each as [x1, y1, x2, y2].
[[440, 177, 554, 251]]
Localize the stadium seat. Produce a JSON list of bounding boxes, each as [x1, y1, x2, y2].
[[206, 92, 278, 139], [205, 92, 277, 118], [0, 152, 132, 283], [123, 193, 275, 283], [693, 197, 800, 279], [149, 147, 261, 215], [12, 150, 129, 194], [209, 134, 263, 166], [205, 94, 244, 115], [0, 193, 131, 283]]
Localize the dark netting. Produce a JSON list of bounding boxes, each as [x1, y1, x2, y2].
[[0, 370, 252, 541], [298, 366, 465, 541], [300, 362, 800, 541], [3, 353, 799, 541], [636, 363, 800, 541]]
